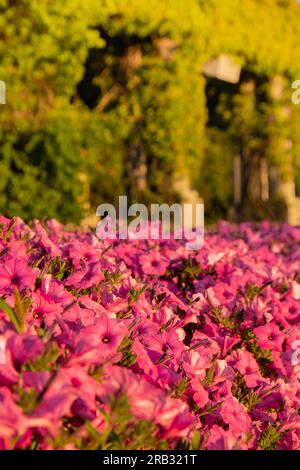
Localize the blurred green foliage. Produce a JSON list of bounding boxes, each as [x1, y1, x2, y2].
[[1, 0, 300, 222], [0, 0, 103, 221]]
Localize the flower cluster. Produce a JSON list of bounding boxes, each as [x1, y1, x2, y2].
[[0, 216, 299, 450]]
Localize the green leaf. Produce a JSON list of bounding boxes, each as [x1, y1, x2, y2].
[[190, 430, 201, 450], [13, 287, 26, 333], [0, 296, 22, 333], [259, 424, 282, 450]]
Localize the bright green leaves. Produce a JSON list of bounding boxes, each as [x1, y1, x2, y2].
[[0, 288, 29, 334]]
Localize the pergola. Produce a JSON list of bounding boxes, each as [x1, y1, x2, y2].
[[202, 55, 300, 225]]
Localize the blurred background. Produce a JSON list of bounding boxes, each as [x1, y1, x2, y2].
[[1, 0, 300, 226]]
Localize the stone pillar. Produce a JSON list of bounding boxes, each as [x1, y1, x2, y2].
[[237, 77, 261, 218], [260, 158, 269, 202], [172, 172, 203, 229], [233, 154, 242, 206], [127, 125, 147, 197], [266, 75, 300, 224]]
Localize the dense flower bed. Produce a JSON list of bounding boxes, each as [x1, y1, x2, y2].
[[0, 216, 299, 450]]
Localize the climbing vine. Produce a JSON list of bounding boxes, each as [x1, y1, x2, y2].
[[1, 0, 300, 221]]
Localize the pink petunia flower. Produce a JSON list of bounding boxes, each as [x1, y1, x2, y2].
[[65, 241, 100, 269], [220, 396, 251, 433], [0, 387, 52, 445], [189, 378, 209, 408], [75, 316, 127, 357], [181, 350, 210, 380], [145, 329, 185, 361], [28, 291, 63, 326], [139, 250, 169, 276], [227, 349, 262, 388], [65, 262, 105, 289], [0, 255, 38, 294], [41, 276, 74, 306], [254, 323, 285, 352], [206, 425, 247, 450]]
